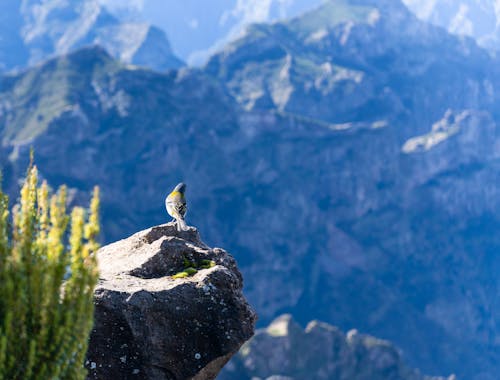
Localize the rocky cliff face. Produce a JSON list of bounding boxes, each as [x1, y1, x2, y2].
[[85, 223, 256, 380], [206, 0, 497, 132], [220, 314, 454, 380]]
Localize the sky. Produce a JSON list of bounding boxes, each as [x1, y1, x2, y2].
[[98, 0, 500, 65], [98, 0, 324, 65]]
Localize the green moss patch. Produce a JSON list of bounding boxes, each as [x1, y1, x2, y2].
[[172, 271, 189, 279], [172, 258, 217, 279]]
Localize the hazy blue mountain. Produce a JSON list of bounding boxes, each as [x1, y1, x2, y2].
[[206, 0, 495, 127], [220, 314, 454, 380], [99, 0, 325, 65], [0, 1, 499, 379], [97, 0, 500, 64], [402, 0, 500, 52], [0, 0, 183, 72]]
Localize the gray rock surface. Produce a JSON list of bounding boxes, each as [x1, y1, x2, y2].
[[85, 223, 256, 380], [220, 314, 454, 380]]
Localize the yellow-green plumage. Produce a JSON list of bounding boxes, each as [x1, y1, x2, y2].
[[165, 183, 188, 231]]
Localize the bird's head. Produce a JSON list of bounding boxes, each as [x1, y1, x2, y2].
[[173, 182, 186, 194]]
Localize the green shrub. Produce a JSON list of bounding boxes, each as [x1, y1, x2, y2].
[[0, 162, 100, 380]]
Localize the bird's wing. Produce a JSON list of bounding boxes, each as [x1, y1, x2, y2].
[[176, 200, 187, 217], [166, 193, 187, 218]]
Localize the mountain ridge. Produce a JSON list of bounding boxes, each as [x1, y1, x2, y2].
[[220, 314, 455, 380], [0, 0, 183, 72], [206, 0, 496, 132]]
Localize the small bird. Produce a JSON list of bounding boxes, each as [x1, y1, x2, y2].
[[165, 182, 188, 231]]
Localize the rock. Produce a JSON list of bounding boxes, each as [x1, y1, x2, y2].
[[85, 223, 256, 380], [219, 314, 454, 380]]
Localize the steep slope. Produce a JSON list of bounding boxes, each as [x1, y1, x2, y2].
[[0, 1, 500, 378], [0, 46, 235, 240], [0, 0, 183, 72], [206, 0, 497, 131], [220, 314, 453, 380]]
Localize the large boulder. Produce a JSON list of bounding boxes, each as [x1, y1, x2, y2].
[[85, 223, 256, 380]]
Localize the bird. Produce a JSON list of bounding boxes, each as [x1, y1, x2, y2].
[[165, 182, 188, 231]]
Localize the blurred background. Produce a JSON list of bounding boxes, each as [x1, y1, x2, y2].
[[1, 0, 499, 379]]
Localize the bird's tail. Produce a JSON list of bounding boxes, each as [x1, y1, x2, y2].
[[175, 216, 188, 231]]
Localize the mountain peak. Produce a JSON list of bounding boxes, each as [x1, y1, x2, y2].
[[266, 314, 302, 337], [206, 0, 488, 125], [287, 0, 378, 32], [0, 0, 184, 72], [221, 315, 454, 380]]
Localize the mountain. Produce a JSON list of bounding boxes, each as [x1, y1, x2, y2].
[[99, 0, 325, 65], [0, 0, 499, 379], [206, 0, 495, 127], [220, 314, 454, 380], [97, 0, 500, 65], [0, 0, 183, 72], [402, 0, 500, 52]]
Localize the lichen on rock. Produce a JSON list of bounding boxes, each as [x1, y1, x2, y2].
[[85, 223, 256, 380]]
